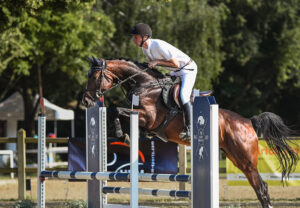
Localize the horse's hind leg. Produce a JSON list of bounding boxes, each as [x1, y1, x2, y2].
[[242, 166, 272, 208], [224, 142, 272, 208]]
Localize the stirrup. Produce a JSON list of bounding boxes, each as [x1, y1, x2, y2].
[[179, 126, 191, 141], [179, 132, 191, 141]]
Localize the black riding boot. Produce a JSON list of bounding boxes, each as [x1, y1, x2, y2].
[[183, 102, 192, 137]]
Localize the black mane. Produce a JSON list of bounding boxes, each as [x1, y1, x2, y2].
[[107, 58, 165, 79], [88, 57, 166, 79]]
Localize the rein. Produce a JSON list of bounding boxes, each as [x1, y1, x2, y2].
[[85, 58, 179, 104], [97, 66, 149, 97], [127, 77, 179, 98], [84, 58, 151, 100]]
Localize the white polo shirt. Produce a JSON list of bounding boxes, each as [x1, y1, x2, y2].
[[142, 39, 191, 71]]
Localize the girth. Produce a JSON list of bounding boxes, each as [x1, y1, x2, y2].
[[150, 109, 180, 143]]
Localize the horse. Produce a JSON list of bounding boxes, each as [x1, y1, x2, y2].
[[82, 57, 298, 208]]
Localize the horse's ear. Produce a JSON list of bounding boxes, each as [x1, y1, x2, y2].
[[92, 56, 98, 65], [87, 56, 93, 63]]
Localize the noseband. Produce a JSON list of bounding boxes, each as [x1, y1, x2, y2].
[[84, 58, 111, 100]]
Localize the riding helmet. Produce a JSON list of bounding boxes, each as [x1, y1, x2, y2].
[[130, 23, 152, 37]]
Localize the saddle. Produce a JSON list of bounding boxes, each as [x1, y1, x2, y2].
[[162, 77, 213, 110]]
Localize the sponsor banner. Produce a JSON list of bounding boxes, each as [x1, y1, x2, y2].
[[68, 137, 178, 174], [227, 139, 300, 186]]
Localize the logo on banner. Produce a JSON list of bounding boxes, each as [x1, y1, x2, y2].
[[107, 141, 146, 173], [107, 150, 144, 173], [68, 137, 178, 174]]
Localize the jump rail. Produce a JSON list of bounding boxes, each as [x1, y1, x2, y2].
[[38, 96, 219, 208], [40, 170, 191, 182]]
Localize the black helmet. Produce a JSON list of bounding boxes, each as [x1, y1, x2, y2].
[[130, 23, 152, 37]]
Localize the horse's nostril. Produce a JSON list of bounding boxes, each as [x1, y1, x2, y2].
[[82, 97, 89, 107], [96, 91, 101, 98]]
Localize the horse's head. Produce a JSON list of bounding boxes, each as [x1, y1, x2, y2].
[[82, 57, 165, 107], [82, 57, 115, 107]]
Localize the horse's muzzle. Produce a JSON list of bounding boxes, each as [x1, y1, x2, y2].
[[82, 92, 96, 107], [95, 90, 103, 98]]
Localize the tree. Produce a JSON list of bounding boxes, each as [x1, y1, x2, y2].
[[0, 0, 115, 135], [99, 0, 226, 106], [214, 0, 300, 123]]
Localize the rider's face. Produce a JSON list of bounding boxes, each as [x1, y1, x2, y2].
[[132, 34, 142, 47]]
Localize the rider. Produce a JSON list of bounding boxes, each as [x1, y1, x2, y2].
[[130, 23, 197, 137]]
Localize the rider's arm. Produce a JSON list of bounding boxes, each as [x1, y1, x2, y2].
[[149, 58, 180, 69]]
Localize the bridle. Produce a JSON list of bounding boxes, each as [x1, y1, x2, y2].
[[84, 58, 116, 100], [83, 58, 150, 102]]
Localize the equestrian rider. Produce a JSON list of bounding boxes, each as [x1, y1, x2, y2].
[[130, 23, 197, 137]]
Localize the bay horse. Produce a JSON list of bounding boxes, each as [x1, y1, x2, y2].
[[82, 57, 298, 208]]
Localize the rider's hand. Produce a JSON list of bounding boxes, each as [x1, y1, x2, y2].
[[149, 61, 158, 68], [170, 71, 175, 76]]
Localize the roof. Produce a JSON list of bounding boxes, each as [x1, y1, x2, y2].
[[0, 92, 74, 120]]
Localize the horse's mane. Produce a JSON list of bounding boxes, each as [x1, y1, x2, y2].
[[107, 58, 165, 79]]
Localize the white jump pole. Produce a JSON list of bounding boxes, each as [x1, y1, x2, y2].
[[210, 104, 219, 208], [38, 114, 46, 208], [130, 111, 139, 208]]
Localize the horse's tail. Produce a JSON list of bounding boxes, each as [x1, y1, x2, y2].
[[250, 112, 298, 182]]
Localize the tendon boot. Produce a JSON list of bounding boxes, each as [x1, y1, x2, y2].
[[181, 102, 192, 140], [114, 118, 123, 138]]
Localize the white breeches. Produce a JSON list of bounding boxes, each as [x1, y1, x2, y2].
[[170, 61, 197, 105]]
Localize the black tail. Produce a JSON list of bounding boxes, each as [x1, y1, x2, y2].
[[251, 112, 298, 183]]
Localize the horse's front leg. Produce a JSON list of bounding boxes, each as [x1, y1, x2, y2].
[[116, 107, 148, 127], [107, 106, 148, 141], [117, 107, 158, 141]]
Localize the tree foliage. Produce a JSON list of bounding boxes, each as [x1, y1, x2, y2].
[[1, 0, 300, 134], [100, 0, 226, 90], [214, 0, 300, 122], [0, 0, 115, 135]]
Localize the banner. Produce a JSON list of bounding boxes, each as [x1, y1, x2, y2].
[[68, 137, 178, 174], [227, 139, 300, 186]]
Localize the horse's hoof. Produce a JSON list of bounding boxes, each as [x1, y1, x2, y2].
[[123, 133, 130, 146]]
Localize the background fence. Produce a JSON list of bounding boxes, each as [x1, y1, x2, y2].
[[0, 129, 68, 200]]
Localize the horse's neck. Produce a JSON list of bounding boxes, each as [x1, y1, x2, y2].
[[110, 61, 155, 84], [111, 61, 166, 101]]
